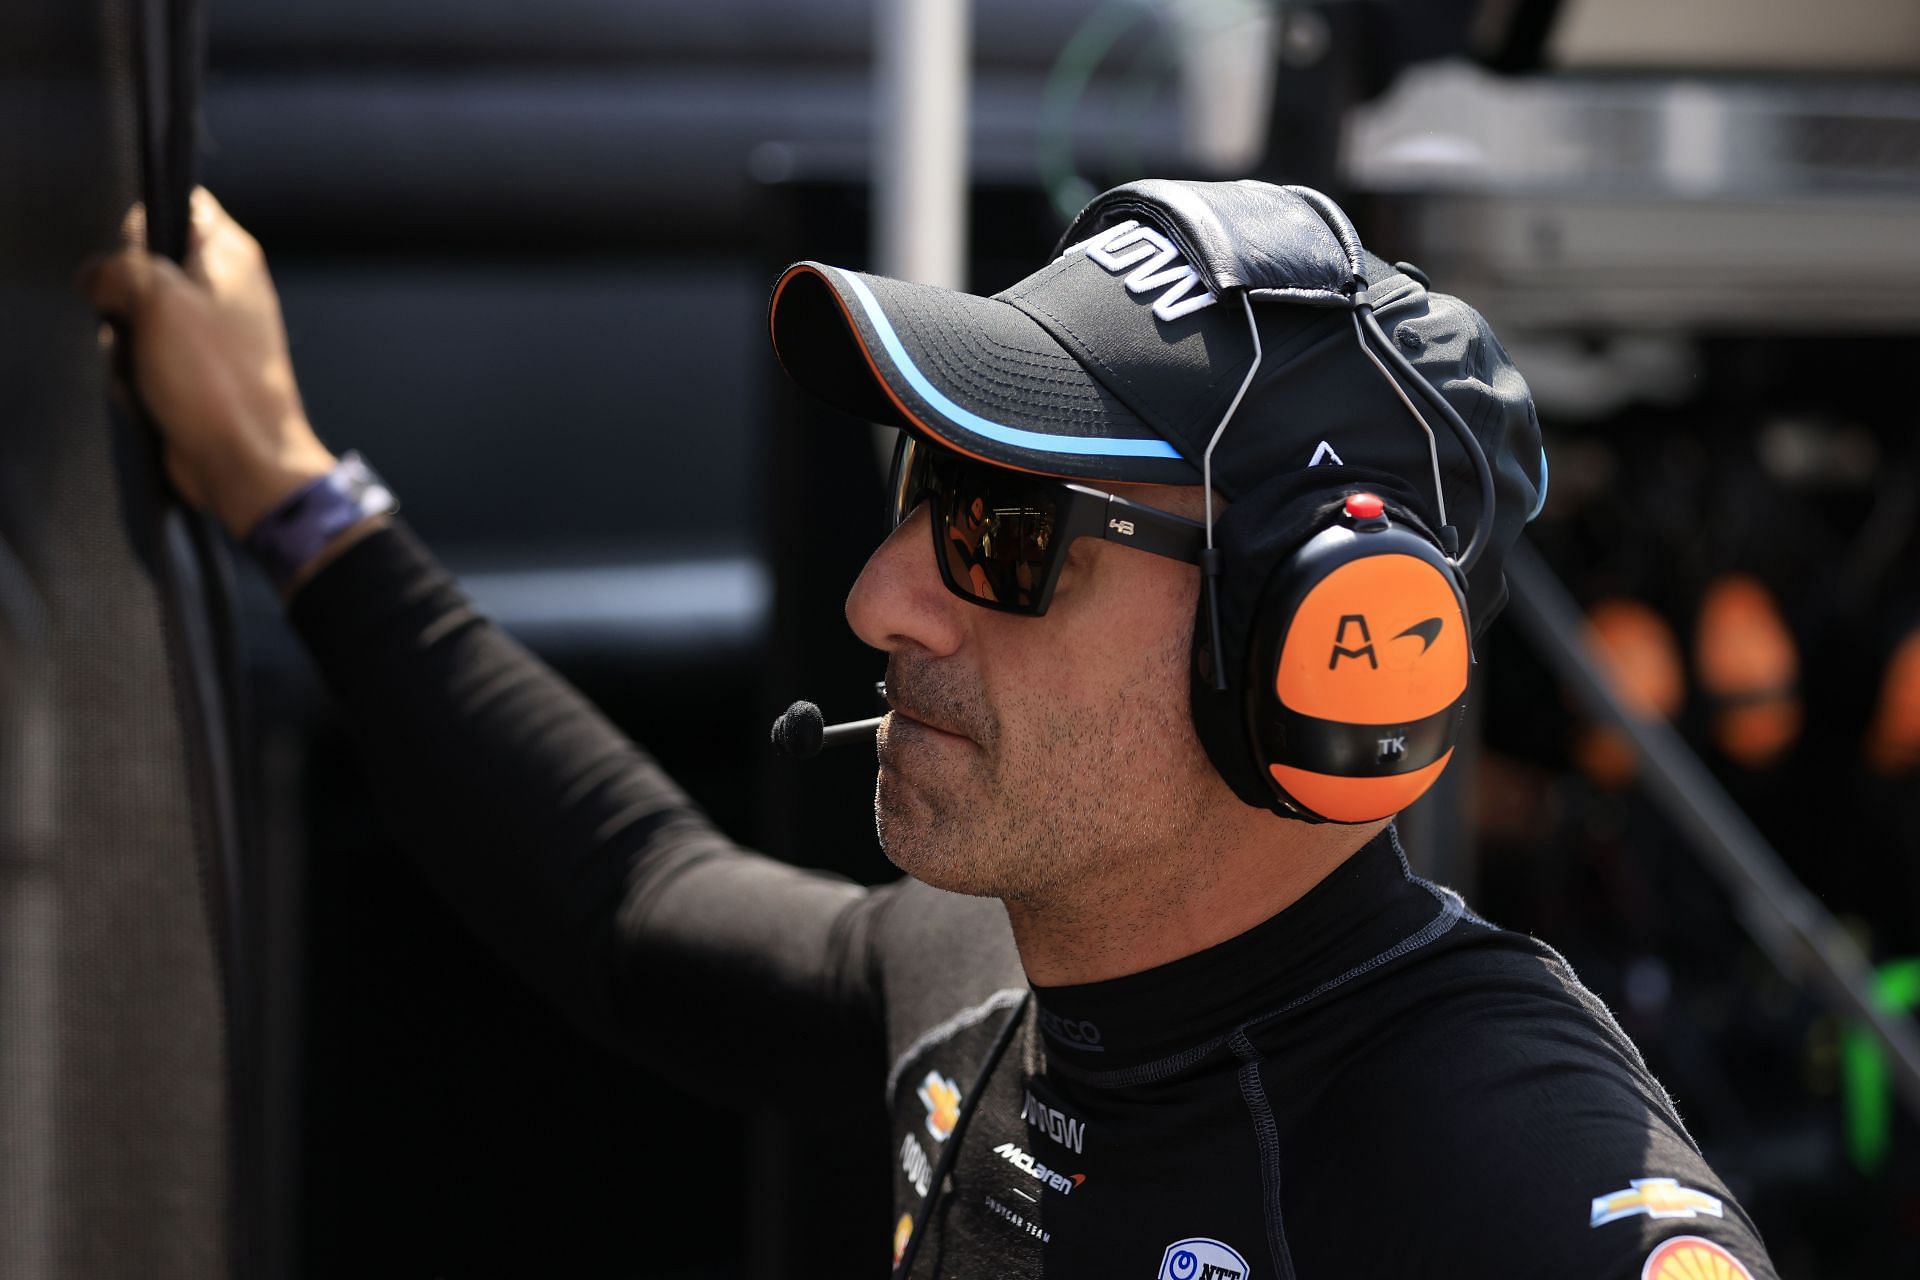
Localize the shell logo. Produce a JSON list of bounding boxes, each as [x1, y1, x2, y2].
[[916, 1070, 962, 1142], [1641, 1235, 1754, 1280], [892, 1214, 914, 1268]]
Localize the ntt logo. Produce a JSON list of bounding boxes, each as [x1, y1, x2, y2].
[[1158, 1237, 1250, 1280]]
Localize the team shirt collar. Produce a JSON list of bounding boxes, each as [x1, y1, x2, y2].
[[1028, 827, 1448, 1073]]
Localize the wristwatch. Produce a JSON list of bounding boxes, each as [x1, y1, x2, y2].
[[244, 450, 399, 591]]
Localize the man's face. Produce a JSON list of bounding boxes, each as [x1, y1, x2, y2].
[[845, 474, 1229, 908]]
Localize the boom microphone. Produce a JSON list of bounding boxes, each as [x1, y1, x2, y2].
[[770, 700, 884, 759]]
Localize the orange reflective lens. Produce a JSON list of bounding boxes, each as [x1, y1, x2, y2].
[[888, 435, 1207, 616], [892, 436, 1063, 613]]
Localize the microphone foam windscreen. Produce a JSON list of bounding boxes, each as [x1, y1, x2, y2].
[[771, 700, 825, 758]]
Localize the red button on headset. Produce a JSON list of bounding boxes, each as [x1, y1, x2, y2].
[[1344, 492, 1385, 520]]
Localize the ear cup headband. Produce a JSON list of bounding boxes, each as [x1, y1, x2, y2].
[[1060, 181, 1499, 823], [1191, 470, 1472, 823]]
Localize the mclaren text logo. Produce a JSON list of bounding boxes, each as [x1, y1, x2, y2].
[[992, 1141, 1085, 1195], [1020, 1090, 1086, 1155], [1082, 220, 1220, 322]]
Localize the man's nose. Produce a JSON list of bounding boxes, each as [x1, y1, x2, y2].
[[846, 504, 966, 657]]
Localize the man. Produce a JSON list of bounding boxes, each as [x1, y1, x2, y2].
[[85, 181, 1777, 1279]]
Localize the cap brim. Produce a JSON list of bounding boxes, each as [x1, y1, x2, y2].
[[768, 261, 1201, 486]]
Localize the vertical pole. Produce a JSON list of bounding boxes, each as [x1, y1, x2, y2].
[[873, 0, 971, 289], [871, 0, 971, 476]]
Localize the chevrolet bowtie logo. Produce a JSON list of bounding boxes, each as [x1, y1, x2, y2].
[[916, 1070, 962, 1143], [1589, 1178, 1724, 1229]]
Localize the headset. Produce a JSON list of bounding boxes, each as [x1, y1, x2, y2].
[[773, 181, 1504, 827], [1187, 217, 1498, 826]]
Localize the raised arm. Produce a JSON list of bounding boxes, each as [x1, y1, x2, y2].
[[82, 189, 890, 1109]]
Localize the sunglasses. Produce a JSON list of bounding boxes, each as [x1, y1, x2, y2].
[[887, 434, 1208, 616]]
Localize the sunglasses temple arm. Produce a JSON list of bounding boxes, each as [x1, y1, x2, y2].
[[1098, 497, 1208, 561]]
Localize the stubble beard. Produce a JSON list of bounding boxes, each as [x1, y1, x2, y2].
[[874, 628, 1216, 912]]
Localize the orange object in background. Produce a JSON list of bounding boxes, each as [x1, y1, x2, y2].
[[1695, 574, 1802, 769], [1576, 598, 1686, 788], [1866, 627, 1920, 776]]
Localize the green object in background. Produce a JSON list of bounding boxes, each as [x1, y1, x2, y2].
[[1842, 958, 1920, 1175]]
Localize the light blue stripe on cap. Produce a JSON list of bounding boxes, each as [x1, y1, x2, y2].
[[834, 268, 1183, 460], [1528, 450, 1549, 522]]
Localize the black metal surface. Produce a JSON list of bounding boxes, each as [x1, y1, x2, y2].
[[0, 3, 232, 1273]]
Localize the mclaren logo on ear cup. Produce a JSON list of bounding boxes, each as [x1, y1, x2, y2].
[[1276, 553, 1468, 724], [1393, 617, 1445, 657], [1254, 528, 1471, 824]]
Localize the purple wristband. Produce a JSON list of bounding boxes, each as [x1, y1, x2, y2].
[[244, 451, 398, 590]]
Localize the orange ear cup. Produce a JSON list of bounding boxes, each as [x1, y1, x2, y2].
[[1695, 574, 1801, 769], [1575, 598, 1685, 789], [1268, 755, 1456, 826], [1274, 553, 1471, 724], [1268, 551, 1470, 823]]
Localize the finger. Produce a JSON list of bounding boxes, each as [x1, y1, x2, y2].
[[184, 189, 258, 287], [119, 200, 148, 248], [187, 187, 221, 259], [82, 248, 156, 319], [191, 186, 226, 222], [83, 247, 190, 320]]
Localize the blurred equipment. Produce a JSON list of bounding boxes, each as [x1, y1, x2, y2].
[[1575, 598, 1685, 788], [1347, 62, 1920, 330], [1845, 959, 1920, 1175], [1505, 542, 1920, 1120], [1865, 627, 1920, 776], [1695, 574, 1802, 770]]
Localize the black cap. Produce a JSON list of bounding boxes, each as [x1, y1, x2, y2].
[[768, 179, 1546, 626]]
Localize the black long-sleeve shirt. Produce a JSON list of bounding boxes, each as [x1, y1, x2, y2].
[[290, 521, 1779, 1280]]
